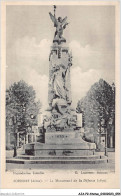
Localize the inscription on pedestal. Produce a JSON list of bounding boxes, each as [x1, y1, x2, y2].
[[45, 131, 76, 144]]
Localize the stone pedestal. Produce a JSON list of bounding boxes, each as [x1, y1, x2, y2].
[[24, 141, 96, 157]]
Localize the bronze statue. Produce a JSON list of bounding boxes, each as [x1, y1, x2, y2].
[[49, 5, 69, 44]]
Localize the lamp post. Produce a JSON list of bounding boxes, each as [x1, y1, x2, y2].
[[21, 103, 28, 144], [97, 122, 102, 151], [97, 116, 105, 151], [104, 110, 109, 157], [104, 127, 108, 156], [13, 103, 23, 157], [13, 118, 17, 157], [13, 103, 22, 157], [13, 114, 20, 157]]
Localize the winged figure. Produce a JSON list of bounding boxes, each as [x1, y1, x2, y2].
[[49, 12, 69, 43]]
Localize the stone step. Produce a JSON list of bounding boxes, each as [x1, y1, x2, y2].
[[16, 155, 104, 160], [6, 157, 108, 164]]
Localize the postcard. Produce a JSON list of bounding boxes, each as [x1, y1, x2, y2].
[[1, 1, 120, 189]]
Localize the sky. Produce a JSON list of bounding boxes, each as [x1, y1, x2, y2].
[[6, 5, 115, 109]]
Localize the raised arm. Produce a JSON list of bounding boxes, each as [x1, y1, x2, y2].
[[63, 22, 69, 30], [49, 12, 58, 27], [61, 16, 67, 25]]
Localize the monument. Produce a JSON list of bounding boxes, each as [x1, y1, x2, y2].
[[23, 6, 96, 158]]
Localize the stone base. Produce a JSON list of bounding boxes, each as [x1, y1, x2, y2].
[[24, 130, 96, 157], [6, 155, 108, 165], [24, 140, 96, 156]]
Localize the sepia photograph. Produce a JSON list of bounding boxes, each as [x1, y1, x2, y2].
[[1, 1, 120, 189]]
